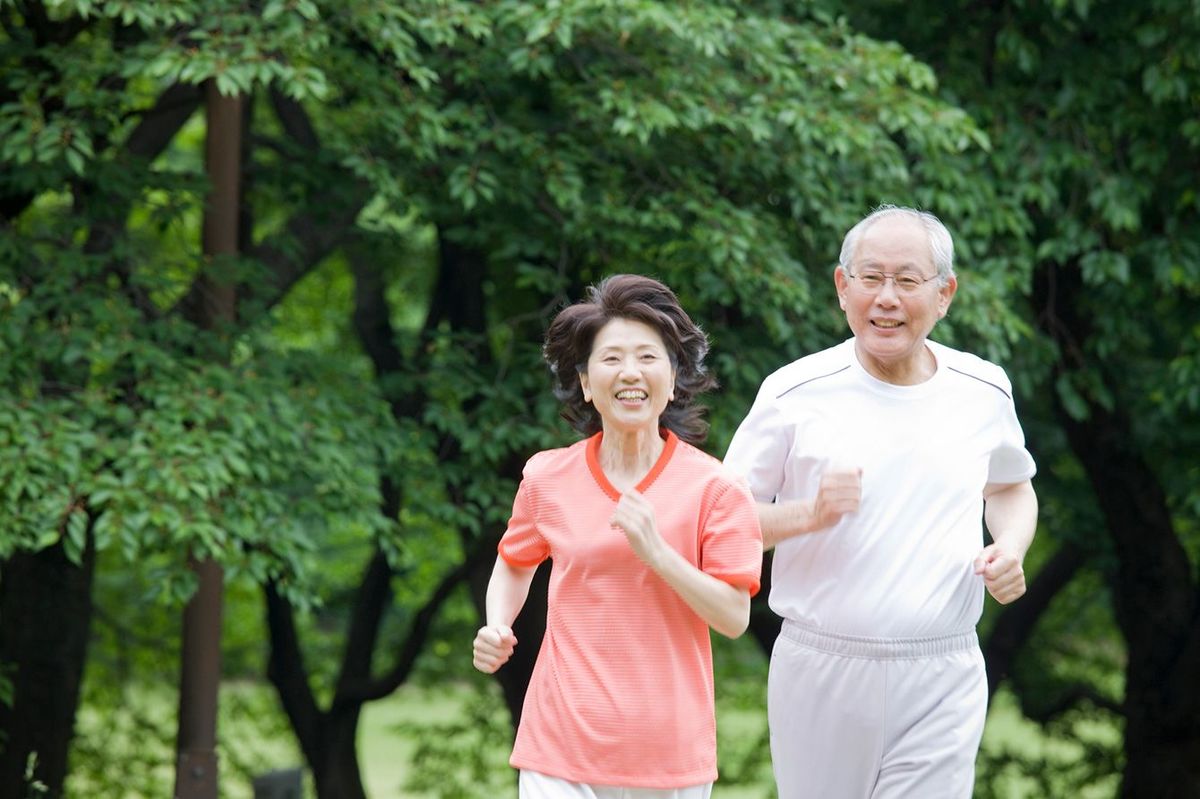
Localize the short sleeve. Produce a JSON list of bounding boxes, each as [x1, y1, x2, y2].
[[699, 479, 763, 597], [497, 478, 549, 567], [987, 384, 1037, 485], [723, 385, 790, 502]]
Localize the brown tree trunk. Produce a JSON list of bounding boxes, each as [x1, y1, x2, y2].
[[310, 712, 367, 799], [172, 80, 242, 799], [0, 537, 96, 798], [1059, 406, 1200, 799]]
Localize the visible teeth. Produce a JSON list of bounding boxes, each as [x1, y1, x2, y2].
[[616, 390, 647, 400], [874, 320, 901, 328]]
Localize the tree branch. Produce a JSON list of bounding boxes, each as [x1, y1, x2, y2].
[[264, 582, 323, 766], [1017, 682, 1125, 725], [336, 543, 492, 708], [269, 87, 321, 150], [124, 82, 204, 161], [330, 548, 395, 706], [84, 83, 204, 318]]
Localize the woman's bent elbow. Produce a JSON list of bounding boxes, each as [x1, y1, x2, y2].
[[716, 600, 751, 639]]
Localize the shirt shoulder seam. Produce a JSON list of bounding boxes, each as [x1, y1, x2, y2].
[[775, 364, 852, 399], [945, 365, 1012, 399]]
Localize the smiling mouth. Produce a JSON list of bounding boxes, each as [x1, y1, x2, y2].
[[872, 320, 903, 329], [615, 389, 648, 401]]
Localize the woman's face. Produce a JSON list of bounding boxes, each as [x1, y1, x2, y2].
[[579, 317, 676, 436]]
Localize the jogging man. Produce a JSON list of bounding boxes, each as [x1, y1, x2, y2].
[[724, 205, 1039, 798]]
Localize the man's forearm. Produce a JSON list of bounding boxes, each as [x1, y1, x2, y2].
[[757, 500, 820, 550], [983, 480, 1038, 559]]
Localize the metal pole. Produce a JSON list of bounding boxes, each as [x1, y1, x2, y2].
[[174, 80, 241, 799]]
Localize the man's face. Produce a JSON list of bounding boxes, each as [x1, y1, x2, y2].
[[834, 215, 957, 382]]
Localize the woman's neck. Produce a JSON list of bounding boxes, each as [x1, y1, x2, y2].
[[597, 426, 664, 493]]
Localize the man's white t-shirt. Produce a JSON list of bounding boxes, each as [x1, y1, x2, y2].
[[724, 338, 1036, 638]]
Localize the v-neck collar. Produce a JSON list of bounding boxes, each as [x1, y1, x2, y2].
[[585, 429, 678, 501]]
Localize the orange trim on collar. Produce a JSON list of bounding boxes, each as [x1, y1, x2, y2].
[[585, 429, 679, 501]]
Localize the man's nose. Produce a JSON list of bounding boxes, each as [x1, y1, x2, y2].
[[874, 278, 901, 303]]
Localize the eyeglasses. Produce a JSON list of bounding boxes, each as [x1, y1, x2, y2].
[[846, 269, 940, 295]]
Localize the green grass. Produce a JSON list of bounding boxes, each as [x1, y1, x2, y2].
[[355, 683, 1121, 799], [355, 680, 775, 797], [357, 683, 1123, 799], [977, 689, 1120, 799], [63, 679, 1120, 798], [359, 683, 500, 798]]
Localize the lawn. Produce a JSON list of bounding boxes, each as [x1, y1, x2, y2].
[[358, 683, 1121, 799], [63, 678, 1120, 797]]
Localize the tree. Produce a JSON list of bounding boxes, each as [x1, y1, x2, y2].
[[0, 2, 401, 795]]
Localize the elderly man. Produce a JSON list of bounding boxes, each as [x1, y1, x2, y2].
[[724, 205, 1038, 799]]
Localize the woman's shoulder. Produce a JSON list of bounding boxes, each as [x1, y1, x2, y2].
[[521, 437, 590, 480], [671, 439, 745, 488]]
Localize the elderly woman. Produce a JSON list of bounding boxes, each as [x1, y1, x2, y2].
[[472, 274, 762, 799]]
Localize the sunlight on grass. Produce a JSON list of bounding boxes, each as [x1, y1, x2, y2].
[[359, 683, 495, 798], [359, 681, 775, 798], [978, 689, 1120, 799]]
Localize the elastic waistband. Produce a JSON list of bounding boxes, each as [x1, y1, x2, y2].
[[779, 619, 978, 660]]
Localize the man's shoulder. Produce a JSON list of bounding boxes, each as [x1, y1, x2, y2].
[[931, 341, 1014, 398], [760, 340, 855, 400]]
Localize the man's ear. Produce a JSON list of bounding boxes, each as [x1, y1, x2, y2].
[[937, 275, 958, 319], [833, 265, 850, 311]]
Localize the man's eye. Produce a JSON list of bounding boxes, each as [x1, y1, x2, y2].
[[896, 277, 921, 290]]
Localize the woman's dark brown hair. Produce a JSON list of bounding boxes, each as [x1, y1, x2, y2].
[[542, 274, 717, 445]]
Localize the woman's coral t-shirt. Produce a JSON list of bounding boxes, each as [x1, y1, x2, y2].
[[498, 430, 763, 789]]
